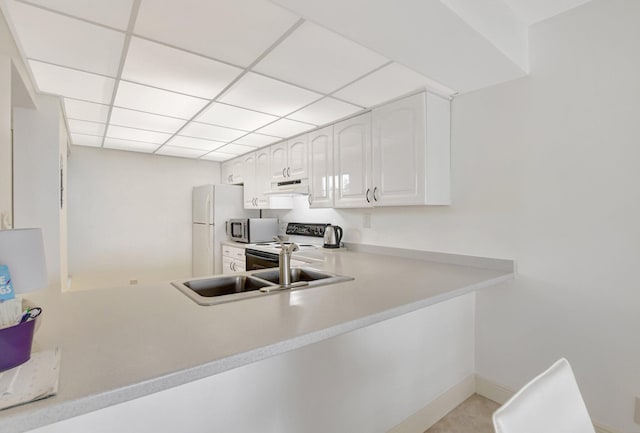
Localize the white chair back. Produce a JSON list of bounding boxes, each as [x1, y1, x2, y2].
[[492, 358, 595, 433]]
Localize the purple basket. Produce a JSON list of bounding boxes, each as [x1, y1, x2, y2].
[[0, 319, 36, 372]]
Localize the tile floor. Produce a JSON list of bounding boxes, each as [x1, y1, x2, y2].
[[424, 394, 500, 433]]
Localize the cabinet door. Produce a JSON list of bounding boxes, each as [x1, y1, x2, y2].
[[269, 141, 288, 182], [221, 160, 233, 185], [254, 148, 271, 208], [287, 135, 308, 180], [222, 257, 234, 274], [243, 152, 257, 209], [308, 126, 334, 208], [333, 112, 372, 208], [230, 158, 244, 184], [372, 92, 426, 206]]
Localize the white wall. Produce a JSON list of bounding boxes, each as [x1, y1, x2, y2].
[[268, 0, 640, 430], [67, 146, 220, 290], [28, 293, 475, 433]]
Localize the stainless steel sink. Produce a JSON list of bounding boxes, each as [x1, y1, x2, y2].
[[249, 268, 354, 293], [173, 268, 354, 305], [172, 275, 277, 305]]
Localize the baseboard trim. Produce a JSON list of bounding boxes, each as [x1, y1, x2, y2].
[[474, 374, 619, 433], [387, 374, 475, 433]]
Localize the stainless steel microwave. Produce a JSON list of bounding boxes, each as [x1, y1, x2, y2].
[[226, 218, 278, 243]]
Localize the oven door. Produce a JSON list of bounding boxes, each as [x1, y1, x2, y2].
[[245, 249, 279, 271]]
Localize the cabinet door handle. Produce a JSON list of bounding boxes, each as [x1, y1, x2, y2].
[[373, 187, 378, 202], [229, 174, 233, 183], [231, 261, 235, 272], [365, 188, 371, 203], [308, 195, 312, 206], [282, 168, 286, 178], [287, 167, 291, 177]]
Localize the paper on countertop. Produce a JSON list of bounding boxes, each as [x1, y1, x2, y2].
[[0, 298, 22, 328], [0, 348, 61, 411]]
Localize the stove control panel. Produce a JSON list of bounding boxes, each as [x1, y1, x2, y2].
[[285, 222, 328, 238]]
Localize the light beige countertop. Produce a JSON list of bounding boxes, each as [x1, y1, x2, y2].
[[0, 245, 514, 433]]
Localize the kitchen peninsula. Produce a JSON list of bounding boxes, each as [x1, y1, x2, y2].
[[1, 245, 513, 433]]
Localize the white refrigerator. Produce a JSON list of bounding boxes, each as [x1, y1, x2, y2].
[[192, 184, 255, 277]]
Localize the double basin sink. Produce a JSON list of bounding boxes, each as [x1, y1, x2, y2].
[[172, 267, 354, 306]]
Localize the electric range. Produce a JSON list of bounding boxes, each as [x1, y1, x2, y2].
[[245, 222, 328, 270]]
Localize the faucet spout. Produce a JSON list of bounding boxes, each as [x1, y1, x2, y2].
[[274, 236, 299, 287]]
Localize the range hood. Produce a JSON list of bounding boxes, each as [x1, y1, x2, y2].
[[266, 178, 309, 195]]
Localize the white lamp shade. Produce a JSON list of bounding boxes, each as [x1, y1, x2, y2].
[[0, 228, 48, 294]]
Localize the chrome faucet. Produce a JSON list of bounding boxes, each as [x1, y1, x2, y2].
[[274, 236, 298, 287]]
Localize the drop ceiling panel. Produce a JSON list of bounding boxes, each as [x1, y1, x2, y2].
[[253, 21, 388, 93], [196, 103, 278, 131], [67, 119, 105, 136], [214, 143, 255, 155], [109, 107, 186, 133], [7, 1, 125, 76], [106, 125, 171, 144], [256, 118, 315, 138], [168, 136, 225, 151], [23, 0, 134, 30], [218, 72, 322, 116], [122, 37, 243, 98], [180, 122, 246, 143], [156, 146, 209, 158], [333, 63, 432, 107], [104, 137, 159, 153], [29, 60, 115, 103], [71, 133, 103, 147], [201, 151, 236, 162], [113, 81, 209, 119], [64, 99, 110, 123], [287, 97, 362, 125], [233, 133, 280, 147], [134, 0, 299, 67]]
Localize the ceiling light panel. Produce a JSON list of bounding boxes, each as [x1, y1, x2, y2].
[[168, 136, 225, 151], [64, 99, 110, 123], [121, 37, 243, 99], [134, 0, 299, 67], [232, 133, 280, 147], [104, 137, 159, 153], [29, 60, 115, 103], [71, 133, 103, 147], [180, 122, 246, 143], [196, 103, 278, 131], [156, 146, 209, 159], [256, 118, 315, 138], [22, 0, 134, 30], [67, 119, 105, 136], [253, 21, 389, 93], [214, 143, 255, 155], [8, 1, 124, 76], [200, 152, 236, 162], [288, 97, 362, 125], [333, 63, 435, 107], [109, 107, 186, 133], [219, 72, 321, 116], [106, 125, 171, 144], [113, 81, 209, 119]]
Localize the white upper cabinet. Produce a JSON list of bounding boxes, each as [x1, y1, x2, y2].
[[254, 147, 271, 208], [333, 91, 450, 208], [372, 91, 450, 206], [333, 112, 373, 208], [244, 148, 293, 210], [308, 125, 334, 208], [270, 136, 308, 182], [221, 157, 244, 185], [242, 152, 257, 208]]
